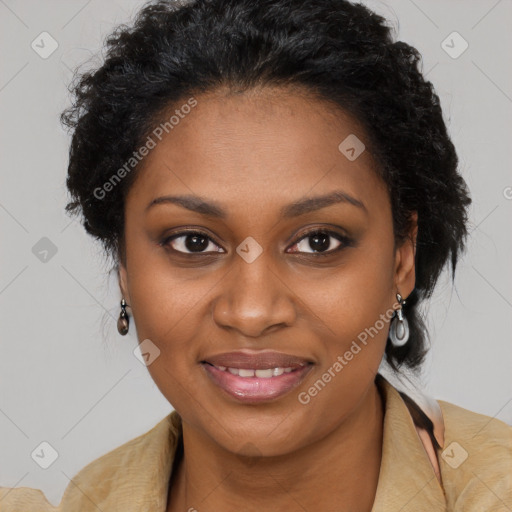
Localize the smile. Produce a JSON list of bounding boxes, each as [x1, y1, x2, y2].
[[201, 361, 313, 403], [208, 364, 300, 377]]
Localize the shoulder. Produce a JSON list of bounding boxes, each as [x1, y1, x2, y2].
[[437, 399, 512, 511], [57, 413, 177, 511], [0, 413, 178, 512], [63, 413, 172, 483], [0, 487, 55, 512], [439, 399, 512, 459]]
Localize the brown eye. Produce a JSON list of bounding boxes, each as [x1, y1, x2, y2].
[[288, 230, 352, 255], [163, 231, 224, 254]]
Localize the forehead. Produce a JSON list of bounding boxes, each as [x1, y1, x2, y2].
[[126, 86, 389, 217]]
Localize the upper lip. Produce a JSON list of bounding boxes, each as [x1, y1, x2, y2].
[[201, 350, 314, 370]]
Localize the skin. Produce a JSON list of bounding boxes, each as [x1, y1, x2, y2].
[[118, 86, 417, 512]]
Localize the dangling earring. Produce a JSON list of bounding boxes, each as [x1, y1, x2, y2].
[[389, 292, 409, 347], [117, 298, 129, 336]]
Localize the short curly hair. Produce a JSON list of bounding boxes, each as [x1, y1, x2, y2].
[[61, 0, 472, 372]]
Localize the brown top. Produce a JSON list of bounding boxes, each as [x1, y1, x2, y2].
[[1, 375, 511, 511]]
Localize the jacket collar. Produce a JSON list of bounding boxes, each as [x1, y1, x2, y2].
[[376, 367, 445, 448], [371, 374, 446, 511]]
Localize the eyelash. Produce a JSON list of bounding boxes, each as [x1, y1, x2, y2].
[[289, 228, 354, 257], [160, 228, 353, 257]]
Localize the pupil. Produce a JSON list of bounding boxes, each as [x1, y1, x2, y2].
[[185, 234, 209, 252], [310, 233, 329, 252]]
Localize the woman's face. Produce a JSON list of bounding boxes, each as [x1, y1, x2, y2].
[[119, 86, 416, 456]]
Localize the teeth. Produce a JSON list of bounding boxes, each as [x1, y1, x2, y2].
[[215, 365, 300, 377], [255, 369, 273, 378]]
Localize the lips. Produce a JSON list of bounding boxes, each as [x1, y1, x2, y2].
[[200, 350, 314, 403], [201, 350, 313, 370]]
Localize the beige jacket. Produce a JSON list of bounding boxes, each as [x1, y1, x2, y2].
[[1, 376, 511, 511]]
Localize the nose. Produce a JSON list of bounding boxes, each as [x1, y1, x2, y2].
[[212, 255, 297, 338]]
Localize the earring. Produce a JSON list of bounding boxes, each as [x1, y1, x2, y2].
[[389, 293, 409, 347], [117, 298, 129, 336]]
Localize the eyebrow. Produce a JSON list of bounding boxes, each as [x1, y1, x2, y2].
[[145, 190, 367, 218]]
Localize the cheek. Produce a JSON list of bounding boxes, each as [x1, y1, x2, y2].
[[292, 252, 393, 431], [302, 242, 395, 385], [127, 268, 205, 412], [301, 243, 394, 340], [124, 228, 205, 337], [128, 273, 205, 362], [122, 244, 206, 391]]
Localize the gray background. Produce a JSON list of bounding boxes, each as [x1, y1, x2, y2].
[[1, 0, 511, 506]]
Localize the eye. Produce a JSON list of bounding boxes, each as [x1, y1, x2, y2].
[[287, 229, 352, 256], [162, 230, 225, 254]]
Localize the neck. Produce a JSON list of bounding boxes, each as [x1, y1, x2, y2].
[[167, 381, 384, 512]]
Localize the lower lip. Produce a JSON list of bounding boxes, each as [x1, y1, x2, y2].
[[201, 363, 313, 403]]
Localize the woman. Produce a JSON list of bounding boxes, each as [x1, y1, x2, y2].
[[1, 0, 510, 511]]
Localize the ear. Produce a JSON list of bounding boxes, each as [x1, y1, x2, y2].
[[393, 211, 418, 299], [118, 261, 131, 304]]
